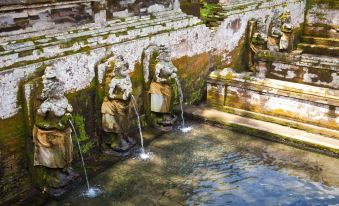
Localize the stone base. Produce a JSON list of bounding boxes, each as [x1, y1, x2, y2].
[[207, 69, 339, 129]]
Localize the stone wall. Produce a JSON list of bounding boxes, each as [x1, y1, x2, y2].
[[304, 0, 338, 38], [207, 69, 339, 129], [255, 51, 339, 89], [0, 0, 305, 204]]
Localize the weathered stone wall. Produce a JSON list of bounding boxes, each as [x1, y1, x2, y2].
[[304, 0, 338, 38], [207, 69, 339, 129], [0, 0, 305, 204], [255, 51, 339, 89]]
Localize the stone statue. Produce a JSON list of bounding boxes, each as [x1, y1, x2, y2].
[[101, 55, 136, 155], [279, 10, 293, 52], [33, 66, 74, 170], [268, 11, 293, 52], [149, 45, 178, 131], [268, 13, 282, 52], [248, 19, 268, 72]]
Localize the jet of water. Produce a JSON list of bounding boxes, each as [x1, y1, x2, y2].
[[69, 120, 103, 197], [130, 95, 150, 160], [175, 77, 192, 133], [69, 120, 90, 190]]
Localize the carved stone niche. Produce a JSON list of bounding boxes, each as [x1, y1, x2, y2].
[[21, 65, 79, 199]]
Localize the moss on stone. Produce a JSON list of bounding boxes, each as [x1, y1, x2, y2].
[[173, 53, 210, 104], [72, 114, 95, 155]]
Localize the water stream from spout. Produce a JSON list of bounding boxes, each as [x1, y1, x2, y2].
[[175, 77, 192, 133], [131, 95, 150, 160], [69, 120, 102, 198]]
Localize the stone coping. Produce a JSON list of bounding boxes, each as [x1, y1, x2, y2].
[[0, 0, 102, 12], [256, 51, 339, 72], [182, 105, 339, 157], [220, 0, 303, 17], [208, 104, 339, 139], [0, 10, 201, 71], [208, 70, 339, 106]]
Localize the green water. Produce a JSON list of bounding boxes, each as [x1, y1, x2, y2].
[[48, 122, 339, 206]]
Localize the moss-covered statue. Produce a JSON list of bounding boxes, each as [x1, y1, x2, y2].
[[268, 13, 282, 52], [33, 66, 74, 171], [248, 19, 268, 71], [279, 10, 293, 52], [268, 11, 293, 52], [148, 45, 178, 131], [101, 55, 136, 155]]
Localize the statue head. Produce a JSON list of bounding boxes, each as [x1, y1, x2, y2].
[[41, 66, 65, 99], [114, 55, 129, 77], [280, 10, 291, 24], [157, 45, 171, 62]]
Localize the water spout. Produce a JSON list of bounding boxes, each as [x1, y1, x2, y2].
[[175, 77, 192, 133], [130, 95, 150, 160], [69, 120, 102, 198]]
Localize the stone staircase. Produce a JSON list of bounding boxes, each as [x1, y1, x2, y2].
[[0, 10, 202, 71], [297, 37, 339, 57]]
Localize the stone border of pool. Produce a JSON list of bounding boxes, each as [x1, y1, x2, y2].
[[181, 105, 339, 157]]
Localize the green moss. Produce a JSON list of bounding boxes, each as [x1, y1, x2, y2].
[[127, 26, 136, 31], [72, 114, 95, 154], [150, 14, 156, 20], [115, 30, 128, 37], [13, 35, 46, 44], [18, 49, 34, 57]]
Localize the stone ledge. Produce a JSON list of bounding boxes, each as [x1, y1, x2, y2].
[[0, 0, 102, 12], [182, 105, 339, 157], [206, 104, 339, 139], [207, 69, 338, 129], [208, 71, 339, 106], [0, 11, 202, 71]]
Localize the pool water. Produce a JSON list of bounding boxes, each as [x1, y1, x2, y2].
[[47, 122, 339, 206]]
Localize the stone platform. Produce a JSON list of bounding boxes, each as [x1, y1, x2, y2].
[[207, 69, 339, 130], [182, 104, 339, 157]]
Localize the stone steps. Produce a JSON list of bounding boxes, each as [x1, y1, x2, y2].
[[0, 10, 188, 53], [182, 105, 339, 157], [207, 69, 339, 130], [301, 36, 339, 47], [297, 43, 339, 57], [304, 25, 339, 38], [220, 0, 297, 17], [0, 11, 202, 70]]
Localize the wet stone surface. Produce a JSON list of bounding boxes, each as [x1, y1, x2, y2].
[[47, 122, 339, 206]]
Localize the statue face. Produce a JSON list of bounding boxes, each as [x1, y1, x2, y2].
[[159, 51, 171, 62]]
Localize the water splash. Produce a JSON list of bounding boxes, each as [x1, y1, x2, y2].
[[180, 126, 193, 133], [82, 187, 103, 198], [69, 120, 102, 198], [131, 95, 150, 160], [175, 77, 192, 133]]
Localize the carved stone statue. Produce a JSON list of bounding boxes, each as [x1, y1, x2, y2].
[[268, 11, 293, 52], [268, 13, 282, 52], [279, 10, 293, 52], [101, 55, 136, 155], [33, 66, 74, 170], [149, 45, 178, 131], [248, 19, 268, 72]]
